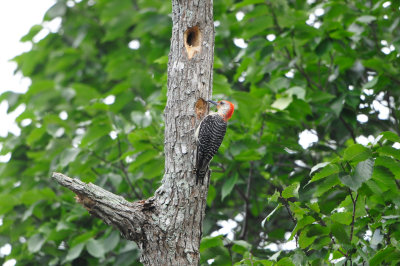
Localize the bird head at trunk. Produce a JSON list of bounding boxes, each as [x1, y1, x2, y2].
[[208, 100, 235, 121]]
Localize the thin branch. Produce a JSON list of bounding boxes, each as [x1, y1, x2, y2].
[[294, 63, 323, 91], [339, 116, 356, 142], [349, 191, 359, 243], [91, 149, 141, 199], [240, 162, 254, 240], [279, 192, 298, 247], [117, 135, 142, 199], [344, 191, 359, 265], [258, 113, 266, 143], [310, 207, 348, 259], [318, 58, 322, 87], [235, 187, 249, 204], [387, 75, 400, 86], [332, 234, 348, 258], [369, 20, 380, 50], [268, 2, 282, 33]]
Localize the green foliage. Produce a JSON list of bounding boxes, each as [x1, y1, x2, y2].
[[1, 0, 400, 265]]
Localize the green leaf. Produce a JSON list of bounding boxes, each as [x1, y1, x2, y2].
[[277, 257, 295, 266], [129, 150, 159, 171], [0, 194, 17, 214], [343, 144, 371, 163], [213, 74, 232, 95], [362, 76, 378, 90], [308, 163, 339, 184], [290, 216, 315, 240], [271, 96, 292, 110], [241, 16, 273, 39], [330, 97, 344, 117], [351, 159, 374, 189], [235, 149, 262, 161], [308, 91, 335, 103], [70, 231, 95, 247], [86, 238, 105, 258], [315, 39, 332, 56], [221, 174, 238, 201], [80, 123, 111, 147], [154, 55, 168, 64], [20, 25, 43, 42], [310, 162, 330, 175], [233, 0, 264, 9], [357, 15, 376, 24], [377, 146, 400, 160], [331, 222, 350, 246], [59, 148, 80, 167], [299, 230, 316, 249], [339, 159, 374, 191], [232, 240, 252, 255], [254, 260, 273, 266], [372, 166, 396, 191], [331, 212, 352, 225], [46, 2, 67, 19], [268, 191, 280, 203], [261, 204, 281, 227], [380, 131, 400, 143], [200, 236, 223, 252], [72, 83, 100, 106], [142, 159, 164, 179], [339, 173, 360, 191], [64, 243, 84, 262], [26, 127, 46, 146], [207, 185, 216, 207], [369, 246, 395, 265], [131, 111, 152, 128], [371, 229, 383, 246], [27, 234, 46, 253], [289, 202, 308, 220], [375, 156, 400, 179], [307, 202, 320, 213], [282, 182, 300, 198], [103, 231, 120, 253]]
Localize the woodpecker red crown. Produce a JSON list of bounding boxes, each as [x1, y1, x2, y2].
[[216, 100, 234, 121]]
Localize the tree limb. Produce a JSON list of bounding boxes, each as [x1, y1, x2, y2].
[[52, 172, 157, 244]]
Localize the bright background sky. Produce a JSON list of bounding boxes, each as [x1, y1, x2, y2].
[[0, 0, 56, 137]]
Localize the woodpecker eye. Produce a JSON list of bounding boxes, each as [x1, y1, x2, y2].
[[220, 101, 224, 105]]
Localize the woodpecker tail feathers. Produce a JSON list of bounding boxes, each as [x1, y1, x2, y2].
[[195, 167, 208, 185]]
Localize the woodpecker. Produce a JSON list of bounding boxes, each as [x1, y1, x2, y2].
[[194, 99, 235, 185]]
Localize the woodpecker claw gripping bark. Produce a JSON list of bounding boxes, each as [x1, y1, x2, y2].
[[194, 100, 234, 185]]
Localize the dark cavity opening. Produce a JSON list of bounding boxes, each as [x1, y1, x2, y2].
[[184, 26, 201, 59]]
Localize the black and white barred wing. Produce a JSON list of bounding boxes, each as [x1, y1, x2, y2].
[[195, 114, 227, 184]]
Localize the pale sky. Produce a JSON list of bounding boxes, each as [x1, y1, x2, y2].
[[0, 0, 56, 139]]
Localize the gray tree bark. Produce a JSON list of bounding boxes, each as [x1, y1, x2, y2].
[[53, 0, 215, 265]]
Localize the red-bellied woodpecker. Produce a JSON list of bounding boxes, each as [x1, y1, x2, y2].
[[194, 100, 235, 185]]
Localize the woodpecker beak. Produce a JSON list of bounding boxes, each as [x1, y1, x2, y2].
[[208, 100, 218, 106]]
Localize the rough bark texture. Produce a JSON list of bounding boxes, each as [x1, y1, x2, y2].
[[53, 0, 214, 265], [152, 0, 215, 264]]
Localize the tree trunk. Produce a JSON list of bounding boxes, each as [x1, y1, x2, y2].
[[152, 0, 215, 264], [53, 0, 215, 265]]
